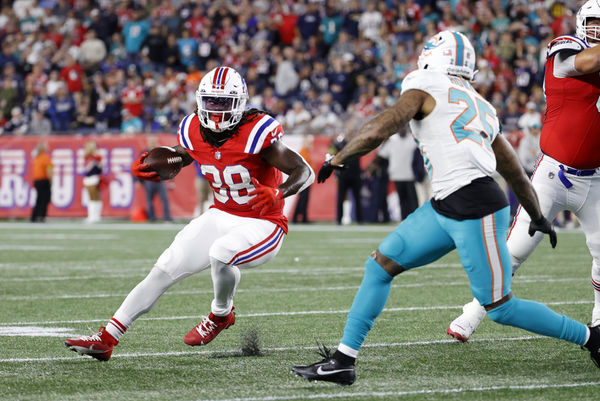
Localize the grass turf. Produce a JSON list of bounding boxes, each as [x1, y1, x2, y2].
[[0, 222, 598, 400]]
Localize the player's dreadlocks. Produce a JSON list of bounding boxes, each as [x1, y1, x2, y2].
[[196, 108, 273, 148]]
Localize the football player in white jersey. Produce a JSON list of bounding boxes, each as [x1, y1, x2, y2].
[[291, 31, 600, 386]]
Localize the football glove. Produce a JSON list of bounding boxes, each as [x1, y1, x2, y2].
[[131, 152, 161, 182], [528, 216, 557, 248], [317, 154, 345, 183], [248, 178, 283, 215]]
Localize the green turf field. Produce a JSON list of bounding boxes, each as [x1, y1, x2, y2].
[[0, 222, 598, 400]]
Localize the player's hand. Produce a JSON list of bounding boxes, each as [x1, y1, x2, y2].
[[131, 152, 161, 182], [248, 178, 283, 215], [317, 154, 345, 183], [528, 216, 557, 248]]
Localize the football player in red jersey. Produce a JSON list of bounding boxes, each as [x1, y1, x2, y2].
[[65, 67, 314, 360], [448, 0, 600, 342]]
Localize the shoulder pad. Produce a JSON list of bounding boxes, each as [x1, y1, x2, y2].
[[243, 114, 281, 154], [546, 35, 589, 59], [178, 113, 198, 151]]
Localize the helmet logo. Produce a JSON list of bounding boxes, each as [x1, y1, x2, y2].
[[424, 38, 445, 50], [211, 67, 229, 90]]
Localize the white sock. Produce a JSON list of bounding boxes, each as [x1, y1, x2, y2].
[[93, 201, 102, 222], [210, 257, 241, 316], [338, 343, 359, 358], [592, 260, 600, 312], [464, 297, 486, 319], [105, 317, 129, 342]]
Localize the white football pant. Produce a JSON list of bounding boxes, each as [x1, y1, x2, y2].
[[508, 155, 600, 315], [107, 208, 285, 339]]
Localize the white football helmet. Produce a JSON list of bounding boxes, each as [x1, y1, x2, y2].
[[196, 67, 248, 132], [417, 31, 476, 80], [576, 0, 600, 46]]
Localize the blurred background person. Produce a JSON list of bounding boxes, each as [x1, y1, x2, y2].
[[83, 140, 104, 223], [376, 127, 419, 221], [27, 109, 51, 135], [331, 132, 363, 225], [141, 135, 172, 222], [293, 134, 314, 224], [518, 121, 542, 178], [193, 162, 211, 218], [31, 140, 52, 222]]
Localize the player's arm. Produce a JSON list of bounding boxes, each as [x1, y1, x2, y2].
[[247, 141, 314, 215], [329, 89, 432, 167], [574, 45, 600, 74], [492, 135, 557, 247], [548, 36, 600, 75], [259, 141, 314, 197]]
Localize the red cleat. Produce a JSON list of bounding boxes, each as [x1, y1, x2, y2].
[[184, 307, 235, 346], [64, 326, 118, 361]]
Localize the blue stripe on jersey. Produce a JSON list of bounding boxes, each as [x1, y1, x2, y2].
[[452, 32, 464, 66], [248, 117, 275, 154], [179, 114, 192, 149]]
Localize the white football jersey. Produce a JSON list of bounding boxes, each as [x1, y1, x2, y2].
[[401, 69, 500, 200]]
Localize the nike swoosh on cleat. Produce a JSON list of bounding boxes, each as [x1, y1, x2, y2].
[[80, 345, 106, 354], [316, 366, 353, 376]]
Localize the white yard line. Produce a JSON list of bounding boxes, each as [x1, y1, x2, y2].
[[0, 335, 544, 363], [0, 300, 591, 327], [0, 276, 586, 301], [194, 382, 600, 401]]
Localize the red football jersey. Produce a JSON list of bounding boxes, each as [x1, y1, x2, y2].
[[542, 51, 600, 169], [177, 113, 288, 233]]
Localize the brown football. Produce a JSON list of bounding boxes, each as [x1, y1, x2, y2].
[[144, 146, 183, 180]]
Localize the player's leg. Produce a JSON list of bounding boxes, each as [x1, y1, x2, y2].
[[448, 207, 599, 363], [573, 177, 600, 326], [65, 209, 222, 359], [184, 215, 285, 346], [506, 160, 565, 274], [448, 156, 565, 341], [144, 181, 156, 221], [292, 201, 455, 384], [157, 182, 171, 221]]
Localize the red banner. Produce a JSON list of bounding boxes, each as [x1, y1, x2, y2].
[[0, 134, 343, 221]]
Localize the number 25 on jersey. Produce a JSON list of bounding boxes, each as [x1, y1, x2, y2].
[[449, 88, 496, 151]]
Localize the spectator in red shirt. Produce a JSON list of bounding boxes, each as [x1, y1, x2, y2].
[[187, 6, 206, 38], [270, 4, 298, 46], [121, 77, 144, 118], [25, 62, 48, 97], [60, 54, 84, 94]]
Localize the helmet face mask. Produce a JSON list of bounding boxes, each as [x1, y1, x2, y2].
[[577, 0, 600, 46], [417, 31, 476, 80], [196, 67, 248, 132]]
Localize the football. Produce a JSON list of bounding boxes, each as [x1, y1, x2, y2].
[[144, 146, 183, 180]]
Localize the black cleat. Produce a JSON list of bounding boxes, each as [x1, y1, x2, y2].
[[291, 344, 356, 386], [586, 325, 600, 368]]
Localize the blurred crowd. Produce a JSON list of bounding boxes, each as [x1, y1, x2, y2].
[[0, 0, 574, 140]]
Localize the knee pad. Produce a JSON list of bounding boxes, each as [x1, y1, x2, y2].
[[209, 238, 234, 265], [378, 231, 405, 265]]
